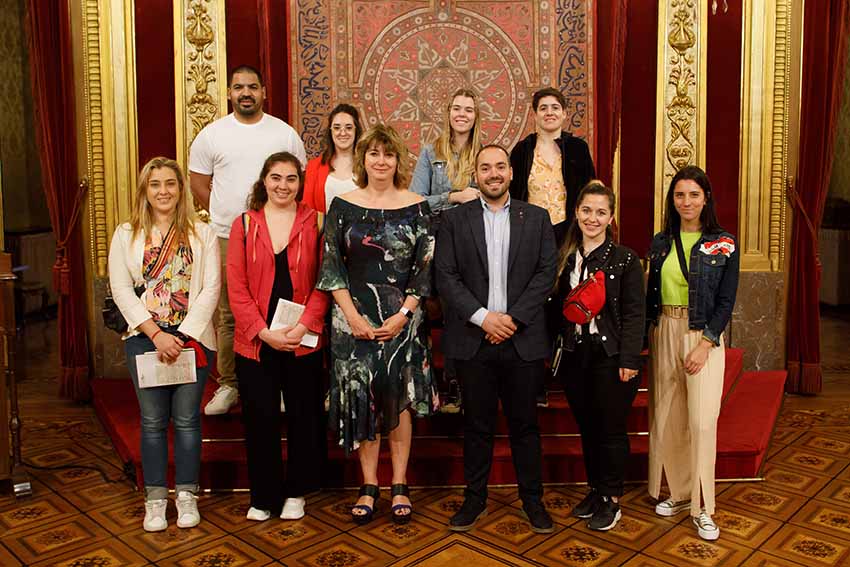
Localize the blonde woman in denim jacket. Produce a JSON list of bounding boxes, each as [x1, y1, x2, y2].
[[410, 88, 482, 216]]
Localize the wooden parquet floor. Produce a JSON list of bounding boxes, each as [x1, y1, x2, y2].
[[2, 309, 850, 566]]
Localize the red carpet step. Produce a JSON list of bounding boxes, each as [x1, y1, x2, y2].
[[91, 347, 782, 490]]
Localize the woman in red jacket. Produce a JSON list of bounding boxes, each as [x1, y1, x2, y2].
[[227, 151, 330, 522], [302, 103, 363, 213]]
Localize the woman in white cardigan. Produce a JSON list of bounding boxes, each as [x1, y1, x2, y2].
[[108, 157, 220, 532]]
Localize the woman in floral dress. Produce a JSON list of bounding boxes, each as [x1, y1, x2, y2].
[[318, 124, 434, 525]]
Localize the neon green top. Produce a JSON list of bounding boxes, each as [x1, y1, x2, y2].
[[661, 231, 701, 306]]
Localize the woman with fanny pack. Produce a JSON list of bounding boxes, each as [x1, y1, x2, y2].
[[553, 181, 645, 531], [108, 157, 221, 532], [646, 165, 739, 541]]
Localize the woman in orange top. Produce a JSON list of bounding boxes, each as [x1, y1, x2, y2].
[[302, 103, 363, 213]]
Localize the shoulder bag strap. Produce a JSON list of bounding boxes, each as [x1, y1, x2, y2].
[[577, 248, 592, 336], [242, 212, 250, 245], [673, 232, 690, 284], [143, 223, 179, 281]]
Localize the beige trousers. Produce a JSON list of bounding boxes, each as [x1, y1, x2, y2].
[[647, 307, 725, 516], [216, 237, 236, 388]]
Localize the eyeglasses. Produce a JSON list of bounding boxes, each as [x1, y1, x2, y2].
[[331, 125, 355, 133]]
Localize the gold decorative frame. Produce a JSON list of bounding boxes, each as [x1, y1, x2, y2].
[[174, 0, 228, 171], [77, 0, 139, 279], [738, 0, 800, 272], [654, 0, 709, 231]]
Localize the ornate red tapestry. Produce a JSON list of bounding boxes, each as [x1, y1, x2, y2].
[[289, 0, 594, 159]]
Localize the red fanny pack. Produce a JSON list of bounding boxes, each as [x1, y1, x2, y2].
[[562, 270, 606, 325]]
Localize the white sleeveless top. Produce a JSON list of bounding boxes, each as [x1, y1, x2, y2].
[[324, 175, 357, 212]]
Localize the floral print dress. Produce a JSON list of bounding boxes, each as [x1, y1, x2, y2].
[[317, 198, 435, 452]]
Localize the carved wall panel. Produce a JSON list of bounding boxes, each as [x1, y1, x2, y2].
[[654, 0, 707, 230], [289, 0, 594, 159], [174, 0, 228, 171]]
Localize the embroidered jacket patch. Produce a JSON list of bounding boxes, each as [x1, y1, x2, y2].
[[699, 236, 735, 257]]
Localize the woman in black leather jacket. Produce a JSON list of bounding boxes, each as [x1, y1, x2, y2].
[[646, 165, 739, 542], [553, 181, 645, 532]]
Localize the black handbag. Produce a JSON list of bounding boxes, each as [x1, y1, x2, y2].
[[102, 284, 144, 334], [104, 223, 178, 334]]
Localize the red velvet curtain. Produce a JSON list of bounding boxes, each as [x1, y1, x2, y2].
[[25, 0, 91, 400], [594, 0, 629, 187], [257, 0, 289, 120], [225, 0, 289, 121], [618, 0, 657, 255], [785, 0, 849, 394]]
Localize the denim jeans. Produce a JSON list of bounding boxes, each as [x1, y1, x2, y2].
[[125, 330, 211, 500]]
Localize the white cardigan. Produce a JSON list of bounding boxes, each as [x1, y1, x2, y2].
[[108, 221, 221, 350]]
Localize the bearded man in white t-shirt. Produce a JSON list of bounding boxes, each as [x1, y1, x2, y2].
[[189, 64, 307, 415]]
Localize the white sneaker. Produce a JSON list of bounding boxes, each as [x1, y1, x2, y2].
[[246, 507, 271, 521], [655, 497, 691, 517], [143, 498, 168, 532], [280, 497, 305, 520], [175, 491, 200, 528], [280, 392, 286, 413], [204, 385, 238, 415], [693, 510, 720, 540]]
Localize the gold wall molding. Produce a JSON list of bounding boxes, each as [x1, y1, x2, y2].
[[77, 0, 138, 278], [73, 0, 141, 377], [654, 0, 709, 231], [174, 0, 228, 171], [738, 0, 801, 272], [79, 0, 109, 279]]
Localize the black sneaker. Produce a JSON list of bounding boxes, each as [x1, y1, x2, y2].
[[587, 496, 621, 531], [449, 499, 487, 531], [536, 390, 549, 407], [522, 501, 555, 534], [571, 489, 601, 519]]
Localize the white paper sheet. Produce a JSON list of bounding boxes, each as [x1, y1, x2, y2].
[[269, 298, 320, 348], [135, 349, 197, 388]]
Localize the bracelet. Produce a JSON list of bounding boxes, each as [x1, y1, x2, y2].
[[151, 329, 162, 341]]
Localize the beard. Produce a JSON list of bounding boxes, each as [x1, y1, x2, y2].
[[234, 97, 260, 116], [479, 180, 509, 201]]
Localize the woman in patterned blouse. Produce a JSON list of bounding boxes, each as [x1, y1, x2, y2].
[[108, 157, 221, 533]]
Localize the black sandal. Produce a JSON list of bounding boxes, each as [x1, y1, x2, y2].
[[391, 484, 412, 525], [351, 484, 379, 525]]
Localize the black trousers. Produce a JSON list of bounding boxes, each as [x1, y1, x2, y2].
[[235, 346, 326, 512], [562, 338, 639, 497], [456, 340, 545, 506]]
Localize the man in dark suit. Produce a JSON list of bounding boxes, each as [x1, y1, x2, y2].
[[435, 144, 558, 533]]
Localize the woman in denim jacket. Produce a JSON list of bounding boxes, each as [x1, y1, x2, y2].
[[410, 88, 482, 215], [410, 88, 483, 409], [646, 165, 739, 542]]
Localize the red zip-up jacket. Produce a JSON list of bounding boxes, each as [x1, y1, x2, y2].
[[302, 157, 332, 213], [227, 204, 330, 360]]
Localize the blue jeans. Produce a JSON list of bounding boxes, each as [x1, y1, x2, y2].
[[125, 331, 211, 500]]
